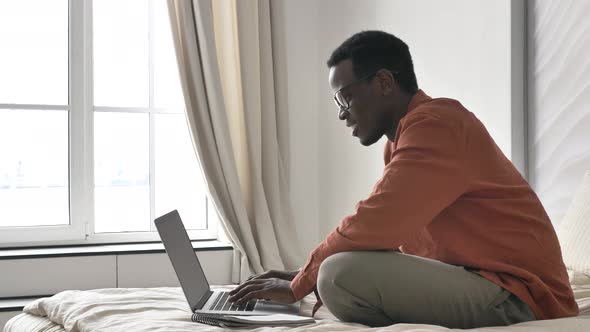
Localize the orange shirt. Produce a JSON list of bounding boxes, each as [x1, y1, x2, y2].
[[290, 90, 578, 320]]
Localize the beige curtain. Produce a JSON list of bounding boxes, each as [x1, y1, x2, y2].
[[167, 0, 302, 282]]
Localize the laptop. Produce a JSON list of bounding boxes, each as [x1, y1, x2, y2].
[[155, 210, 300, 316]]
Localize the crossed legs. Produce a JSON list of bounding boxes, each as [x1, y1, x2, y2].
[[317, 251, 535, 328]]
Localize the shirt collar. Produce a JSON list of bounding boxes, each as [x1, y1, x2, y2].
[[407, 89, 431, 113]]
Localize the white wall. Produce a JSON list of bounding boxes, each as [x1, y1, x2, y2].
[[272, 0, 525, 254], [316, 0, 524, 238], [528, 0, 590, 227], [0, 250, 232, 297]]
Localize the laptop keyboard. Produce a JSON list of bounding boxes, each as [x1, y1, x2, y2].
[[210, 291, 257, 312]]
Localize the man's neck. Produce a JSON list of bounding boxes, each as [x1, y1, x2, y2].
[[385, 91, 414, 141]]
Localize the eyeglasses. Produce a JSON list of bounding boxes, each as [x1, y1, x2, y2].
[[333, 72, 377, 115]]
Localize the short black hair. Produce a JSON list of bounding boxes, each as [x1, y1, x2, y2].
[[327, 30, 418, 94]]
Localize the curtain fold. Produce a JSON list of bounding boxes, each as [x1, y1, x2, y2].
[[167, 0, 302, 282]]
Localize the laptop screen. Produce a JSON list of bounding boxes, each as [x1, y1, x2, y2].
[[155, 210, 210, 311]]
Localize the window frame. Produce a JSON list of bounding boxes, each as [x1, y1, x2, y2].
[[0, 0, 218, 248]]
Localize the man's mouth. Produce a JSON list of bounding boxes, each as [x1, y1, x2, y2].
[[352, 125, 358, 137]]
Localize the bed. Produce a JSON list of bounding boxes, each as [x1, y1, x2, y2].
[[3, 278, 590, 332], [5, 172, 590, 331]]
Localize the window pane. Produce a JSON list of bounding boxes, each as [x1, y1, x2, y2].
[[0, 0, 68, 105], [154, 114, 207, 229], [153, 0, 184, 110], [93, 0, 149, 107], [0, 110, 69, 227], [94, 112, 149, 233]]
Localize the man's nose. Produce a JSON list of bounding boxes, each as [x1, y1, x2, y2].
[[338, 109, 349, 121]]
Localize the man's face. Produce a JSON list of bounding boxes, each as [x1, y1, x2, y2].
[[329, 60, 390, 146]]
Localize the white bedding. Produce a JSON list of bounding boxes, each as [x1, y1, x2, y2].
[[4, 284, 590, 332]]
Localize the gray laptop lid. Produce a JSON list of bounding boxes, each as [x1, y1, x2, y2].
[[155, 210, 210, 311]]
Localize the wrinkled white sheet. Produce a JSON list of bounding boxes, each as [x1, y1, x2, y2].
[[4, 285, 590, 332]]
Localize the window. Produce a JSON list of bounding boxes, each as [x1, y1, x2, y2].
[[0, 0, 218, 246]]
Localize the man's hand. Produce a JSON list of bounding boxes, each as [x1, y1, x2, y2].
[[228, 278, 296, 305], [245, 269, 299, 282]]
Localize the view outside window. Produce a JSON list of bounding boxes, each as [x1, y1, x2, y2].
[[0, 0, 69, 228], [0, 0, 210, 237], [0, 0, 68, 105], [93, 0, 207, 233], [0, 111, 69, 227], [154, 114, 208, 231], [94, 112, 151, 232]]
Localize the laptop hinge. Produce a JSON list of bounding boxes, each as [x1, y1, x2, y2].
[[193, 290, 213, 311]]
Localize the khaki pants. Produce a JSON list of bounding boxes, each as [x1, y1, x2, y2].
[[317, 251, 536, 328]]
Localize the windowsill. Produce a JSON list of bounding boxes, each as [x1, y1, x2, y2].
[[0, 296, 45, 312], [0, 240, 233, 260]]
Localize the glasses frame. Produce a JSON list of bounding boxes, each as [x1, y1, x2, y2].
[[332, 72, 377, 115]]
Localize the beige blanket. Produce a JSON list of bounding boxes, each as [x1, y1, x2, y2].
[[4, 285, 590, 332]]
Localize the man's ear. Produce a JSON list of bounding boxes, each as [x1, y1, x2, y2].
[[376, 69, 394, 95]]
